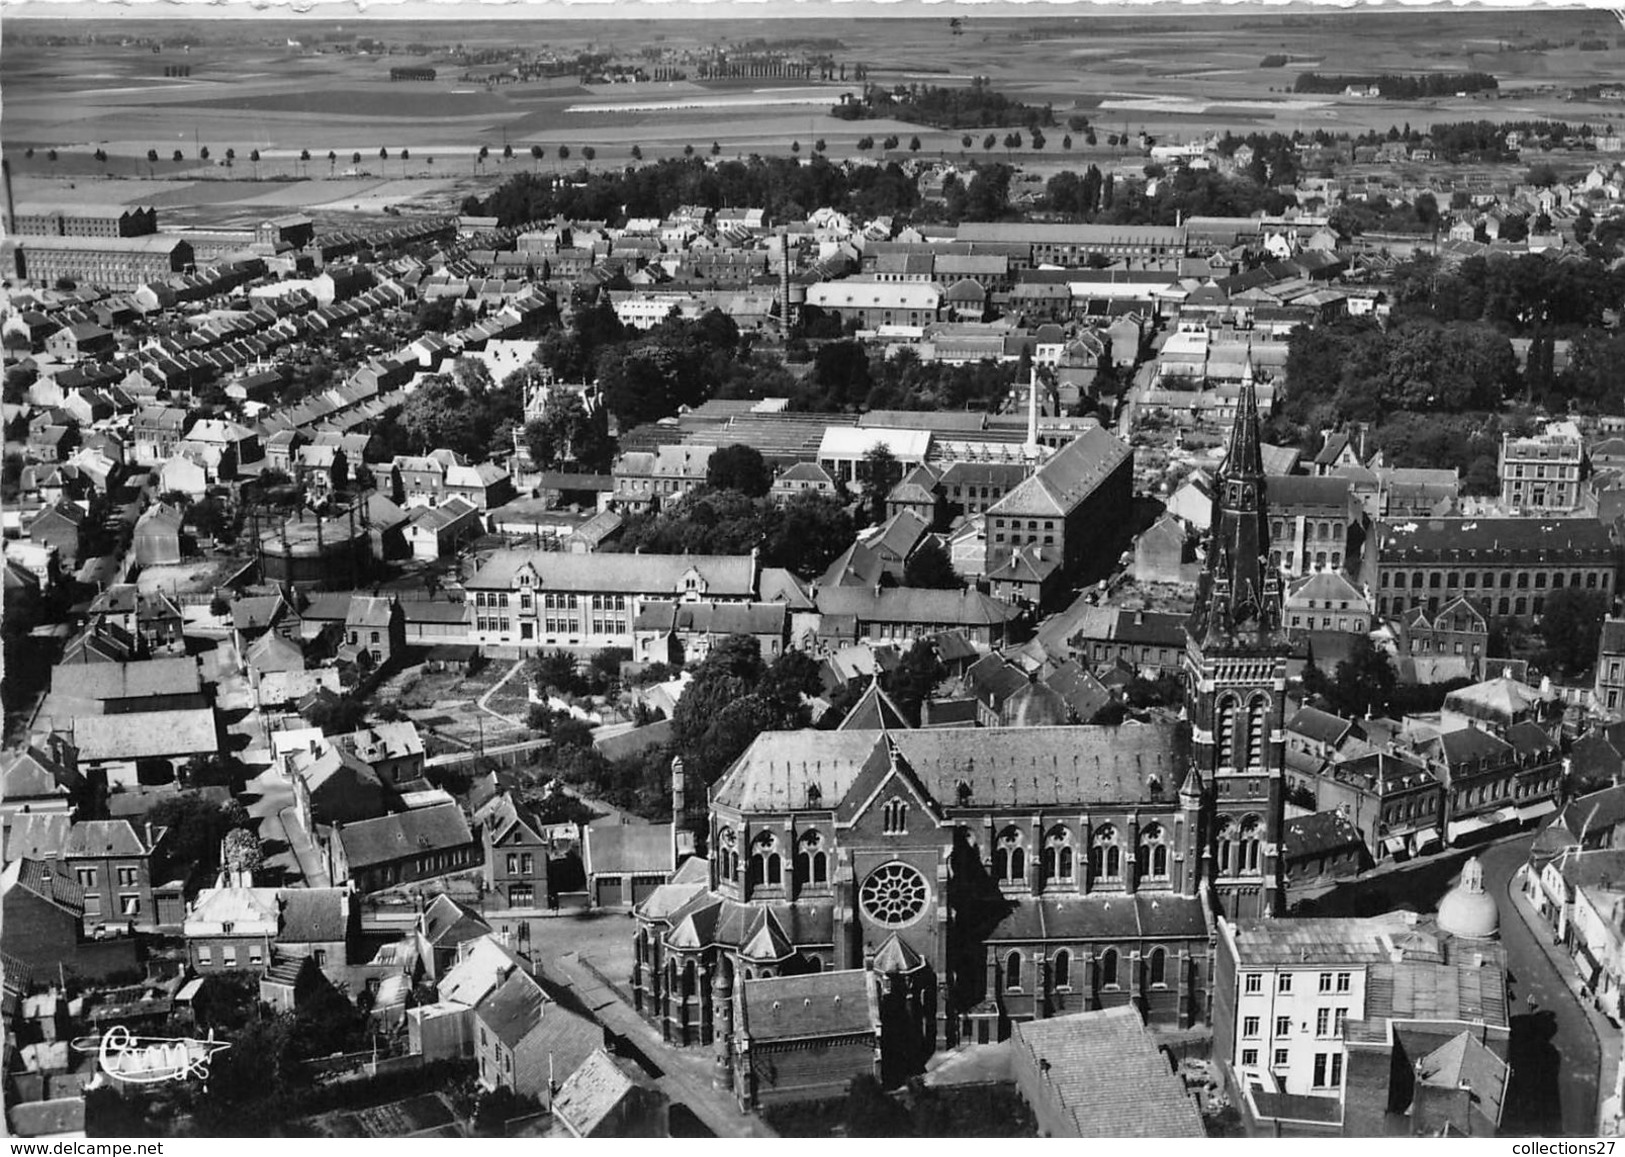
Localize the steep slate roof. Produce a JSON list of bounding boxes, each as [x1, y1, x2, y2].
[[419, 893, 490, 947], [2, 858, 86, 916], [4, 813, 73, 863], [1281, 810, 1364, 861], [713, 724, 1188, 813], [466, 550, 757, 598], [813, 586, 1022, 627], [278, 889, 349, 943], [738, 968, 876, 1042], [50, 657, 201, 702], [838, 679, 913, 731], [1416, 1031, 1510, 1129], [439, 934, 525, 1008], [71, 709, 218, 760], [63, 820, 162, 858], [337, 803, 473, 870], [551, 1048, 655, 1137], [988, 427, 1130, 518], [475, 967, 549, 1049], [584, 823, 675, 876], [1012, 1006, 1205, 1137]]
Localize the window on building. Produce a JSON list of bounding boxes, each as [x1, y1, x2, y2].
[[1245, 972, 1262, 994], [1006, 951, 1023, 991], [76, 868, 96, 889], [748, 832, 783, 888], [198, 946, 212, 966], [117, 867, 138, 887], [223, 946, 237, 968], [1274, 1049, 1290, 1069], [1318, 972, 1333, 993], [1316, 1008, 1330, 1036], [883, 799, 909, 835], [993, 827, 1026, 882], [1042, 826, 1074, 882], [1053, 949, 1071, 989], [1101, 947, 1119, 987], [1334, 1007, 1348, 1034], [1149, 946, 1167, 987], [1279, 973, 1293, 994], [1244, 1016, 1261, 1038], [1242, 1049, 1259, 1067], [1276, 1015, 1291, 1036], [1090, 825, 1121, 881]]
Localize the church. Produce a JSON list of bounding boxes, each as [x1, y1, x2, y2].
[[631, 378, 1291, 1108]]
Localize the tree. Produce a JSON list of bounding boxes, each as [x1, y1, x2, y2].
[[845, 1075, 912, 1137], [763, 491, 857, 577], [815, 138, 827, 153], [221, 828, 263, 877], [791, 140, 801, 155], [903, 537, 961, 589], [400, 146, 411, 175], [147, 792, 248, 879], [399, 374, 476, 457], [705, 443, 774, 497], [909, 135, 922, 153], [581, 145, 595, 167], [379, 146, 389, 165], [225, 147, 235, 167], [478, 144, 489, 170], [300, 147, 311, 175], [631, 144, 643, 161], [528, 650, 584, 697], [557, 144, 571, 164], [861, 444, 901, 526], [1539, 587, 1610, 677], [530, 143, 543, 170], [351, 151, 361, 166], [503, 142, 515, 162], [684, 143, 695, 157], [146, 148, 159, 164], [327, 149, 336, 175], [173, 149, 184, 163], [522, 390, 611, 472], [250, 148, 261, 179], [1330, 635, 1396, 718], [961, 134, 973, 152]]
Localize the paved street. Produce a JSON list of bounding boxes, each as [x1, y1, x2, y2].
[[531, 943, 776, 1138], [1481, 838, 1608, 1138], [1314, 835, 1600, 1135]]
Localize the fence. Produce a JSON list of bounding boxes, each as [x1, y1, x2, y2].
[[424, 737, 551, 772]]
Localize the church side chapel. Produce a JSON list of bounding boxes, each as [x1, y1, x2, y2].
[[631, 378, 1290, 1110]]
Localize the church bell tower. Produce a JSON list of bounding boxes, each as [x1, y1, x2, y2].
[[1184, 368, 1289, 920]]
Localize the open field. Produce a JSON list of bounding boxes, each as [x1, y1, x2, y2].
[[5, 11, 1625, 221]]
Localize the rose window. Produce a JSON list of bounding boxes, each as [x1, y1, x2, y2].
[[860, 862, 929, 927]]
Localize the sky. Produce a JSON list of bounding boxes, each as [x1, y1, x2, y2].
[[1, 0, 1611, 20]]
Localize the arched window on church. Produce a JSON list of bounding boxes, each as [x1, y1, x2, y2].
[[1137, 823, 1169, 882], [1215, 817, 1235, 876], [750, 831, 782, 888], [993, 826, 1026, 883], [1053, 949, 1071, 989], [1246, 695, 1268, 770], [682, 959, 697, 999], [883, 799, 908, 835], [796, 831, 828, 887], [1091, 825, 1121, 882], [1100, 947, 1119, 988], [1042, 826, 1074, 883], [1216, 696, 1238, 770], [1006, 951, 1023, 991], [1148, 946, 1168, 988], [718, 827, 739, 883], [1240, 815, 1262, 874]]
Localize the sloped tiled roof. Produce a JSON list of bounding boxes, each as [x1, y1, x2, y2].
[[1012, 1006, 1205, 1137], [739, 968, 876, 1042]]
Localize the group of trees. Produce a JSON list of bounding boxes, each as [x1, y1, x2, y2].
[[1387, 251, 1625, 336], [1280, 316, 1518, 424], [470, 155, 921, 232], [1292, 71, 1498, 98], [377, 356, 523, 461], [786, 340, 1019, 414], [830, 77, 1057, 130], [611, 486, 857, 578], [671, 636, 824, 787]]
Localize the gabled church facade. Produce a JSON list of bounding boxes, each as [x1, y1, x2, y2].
[[631, 379, 1287, 1107]]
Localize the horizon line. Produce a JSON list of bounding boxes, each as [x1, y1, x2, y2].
[[2, 0, 1614, 20]]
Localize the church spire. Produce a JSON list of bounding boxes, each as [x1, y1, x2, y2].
[[1187, 372, 1282, 650]]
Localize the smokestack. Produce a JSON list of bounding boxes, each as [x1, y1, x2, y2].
[[2, 158, 15, 238], [778, 228, 792, 328], [1026, 365, 1040, 455]]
